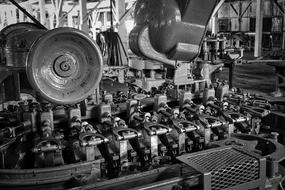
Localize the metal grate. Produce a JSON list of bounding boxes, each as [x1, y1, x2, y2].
[[178, 147, 260, 190]]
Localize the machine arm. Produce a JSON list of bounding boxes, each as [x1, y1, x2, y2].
[[129, 0, 218, 63]]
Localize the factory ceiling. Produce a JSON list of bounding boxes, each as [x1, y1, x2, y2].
[[0, 0, 102, 4]]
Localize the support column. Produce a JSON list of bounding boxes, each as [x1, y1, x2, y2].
[[6, 7, 12, 25], [53, 0, 64, 27], [25, 1, 33, 22], [210, 0, 225, 35], [0, 10, 2, 29], [238, 1, 242, 31], [49, 13, 55, 29], [39, 0, 46, 27], [79, 0, 89, 33], [92, 11, 97, 39], [116, 0, 128, 65], [18, 6, 24, 22], [282, 2, 285, 49], [254, 0, 263, 57], [9, 7, 17, 24], [67, 12, 73, 27], [1, 7, 7, 27], [211, 13, 219, 35]]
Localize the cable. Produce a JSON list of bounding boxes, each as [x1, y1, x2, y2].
[[96, 29, 128, 66], [59, 4, 76, 24], [280, 176, 285, 190], [280, 182, 284, 190]]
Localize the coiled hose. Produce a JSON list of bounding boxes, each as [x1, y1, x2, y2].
[[96, 29, 128, 66]]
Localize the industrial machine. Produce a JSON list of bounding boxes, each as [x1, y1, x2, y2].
[[0, 0, 284, 190]]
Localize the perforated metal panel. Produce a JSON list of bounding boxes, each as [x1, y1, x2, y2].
[[177, 146, 262, 190]]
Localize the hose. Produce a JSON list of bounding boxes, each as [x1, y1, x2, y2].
[[96, 29, 128, 66]]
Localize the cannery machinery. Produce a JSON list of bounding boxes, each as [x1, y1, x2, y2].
[[0, 0, 284, 190]]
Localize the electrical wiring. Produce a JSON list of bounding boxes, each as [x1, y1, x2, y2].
[[96, 29, 128, 66]]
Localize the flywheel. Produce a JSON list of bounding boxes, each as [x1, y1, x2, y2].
[[26, 27, 103, 105]]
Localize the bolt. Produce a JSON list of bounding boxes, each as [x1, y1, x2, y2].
[[271, 132, 279, 142]]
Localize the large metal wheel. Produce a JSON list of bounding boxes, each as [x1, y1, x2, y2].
[[26, 27, 103, 105], [0, 22, 41, 36]]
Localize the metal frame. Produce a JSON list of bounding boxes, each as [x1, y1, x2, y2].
[[177, 145, 267, 190], [8, 0, 46, 29]]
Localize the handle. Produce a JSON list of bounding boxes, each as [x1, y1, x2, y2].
[[79, 132, 109, 147], [226, 112, 248, 123], [179, 120, 199, 132], [144, 123, 172, 135], [0, 120, 31, 137], [198, 115, 226, 128], [113, 128, 142, 141], [32, 138, 62, 153], [241, 105, 270, 118]]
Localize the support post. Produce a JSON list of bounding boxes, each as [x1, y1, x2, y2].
[[79, 0, 89, 33], [18, 5, 24, 22], [6, 7, 12, 25], [116, 0, 128, 65], [211, 13, 219, 35], [26, 0, 33, 22], [238, 1, 242, 31], [282, 2, 285, 50], [210, 0, 225, 35], [254, 0, 263, 57], [39, 0, 46, 27], [67, 12, 73, 27], [1, 7, 7, 27]]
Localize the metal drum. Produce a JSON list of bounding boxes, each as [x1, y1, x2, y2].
[[26, 27, 103, 105], [0, 22, 42, 67], [0, 23, 103, 105]]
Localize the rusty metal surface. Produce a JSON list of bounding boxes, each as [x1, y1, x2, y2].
[[5, 30, 45, 68], [0, 22, 42, 67], [26, 27, 103, 105]]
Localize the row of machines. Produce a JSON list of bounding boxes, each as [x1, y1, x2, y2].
[[0, 0, 284, 189], [0, 76, 283, 189]]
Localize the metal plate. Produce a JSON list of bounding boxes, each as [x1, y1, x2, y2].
[[177, 146, 262, 190], [26, 27, 103, 105]]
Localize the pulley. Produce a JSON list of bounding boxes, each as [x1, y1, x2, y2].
[[26, 27, 103, 105], [0, 23, 103, 105]]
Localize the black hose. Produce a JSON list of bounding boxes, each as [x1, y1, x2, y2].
[[96, 29, 128, 66]]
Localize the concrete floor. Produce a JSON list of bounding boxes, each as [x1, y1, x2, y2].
[[219, 60, 285, 142], [219, 62, 276, 95]]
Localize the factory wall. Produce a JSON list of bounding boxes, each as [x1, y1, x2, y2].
[[217, 0, 283, 32]]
